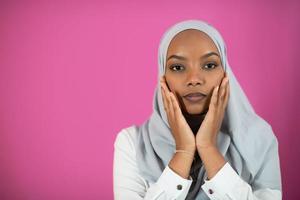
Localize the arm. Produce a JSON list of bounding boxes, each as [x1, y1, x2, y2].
[[113, 129, 194, 200], [168, 147, 196, 179], [195, 74, 282, 199], [197, 145, 282, 200]]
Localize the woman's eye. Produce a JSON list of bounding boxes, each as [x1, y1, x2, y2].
[[169, 65, 184, 71], [203, 62, 218, 70]]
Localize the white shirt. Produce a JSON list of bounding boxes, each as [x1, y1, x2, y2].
[[113, 125, 282, 200]]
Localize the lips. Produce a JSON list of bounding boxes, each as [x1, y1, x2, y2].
[[183, 92, 206, 103]]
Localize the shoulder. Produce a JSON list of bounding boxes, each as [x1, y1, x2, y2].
[[113, 125, 151, 192], [114, 125, 139, 154]]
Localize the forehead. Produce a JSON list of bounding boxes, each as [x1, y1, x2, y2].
[[167, 29, 218, 54]]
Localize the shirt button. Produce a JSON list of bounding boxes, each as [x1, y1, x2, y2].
[[177, 184, 183, 190], [209, 189, 214, 194]]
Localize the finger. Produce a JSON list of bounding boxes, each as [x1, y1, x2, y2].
[[161, 80, 173, 113], [170, 92, 183, 119], [209, 85, 219, 110], [161, 82, 170, 94], [160, 76, 171, 93], [167, 90, 175, 120], [161, 85, 171, 112], [160, 76, 173, 112], [219, 75, 229, 103], [160, 76, 175, 119], [161, 84, 168, 112], [223, 80, 230, 109]]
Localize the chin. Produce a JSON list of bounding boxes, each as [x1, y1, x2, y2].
[[185, 106, 205, 115], [181, 98, 209, 115]]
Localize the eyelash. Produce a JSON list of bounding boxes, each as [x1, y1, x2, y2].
[[169, 62, 218, 72]]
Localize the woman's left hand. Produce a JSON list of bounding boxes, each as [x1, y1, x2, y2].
[[196, 72, 230, 149]]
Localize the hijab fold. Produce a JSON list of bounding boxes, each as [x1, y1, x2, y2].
[[135, 20, 281, 199]]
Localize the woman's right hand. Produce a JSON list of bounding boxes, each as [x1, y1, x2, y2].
[[160, 75, 196, 154]]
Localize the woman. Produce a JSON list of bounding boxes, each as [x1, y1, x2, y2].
[[113, 20, 282, 200]]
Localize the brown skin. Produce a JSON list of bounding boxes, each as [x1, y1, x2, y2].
[[160, 29, 230, 179], [165, 29, 224, 115]]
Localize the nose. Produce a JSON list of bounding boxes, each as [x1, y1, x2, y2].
[[186, 69, 204, 87]]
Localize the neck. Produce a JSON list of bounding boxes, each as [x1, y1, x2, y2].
[[183, 110, 207, 135]]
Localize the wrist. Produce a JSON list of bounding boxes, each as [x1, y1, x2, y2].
[[169, 152, 194, 179], [196, 140, 216, 150], [176, 146, 196, 154], [176, 142, 196, 151], [175, 149, 195, 159], [196, 144, 217, 154], [196, 146, 226, 179]]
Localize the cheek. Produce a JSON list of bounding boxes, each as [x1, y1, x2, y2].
[[165, 77, 179, 92], [210, 72, 224, 87], [166, 80, 183, 104], [169, 85, 180, 96], [205, 75, 224, 96]]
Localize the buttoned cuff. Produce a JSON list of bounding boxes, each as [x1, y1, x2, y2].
[[201, 162, 240, 199], [155, 165, 193, 199]]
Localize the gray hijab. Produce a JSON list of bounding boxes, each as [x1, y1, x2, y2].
[[136, 19, 282, 199]]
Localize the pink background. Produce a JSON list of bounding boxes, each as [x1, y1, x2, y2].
[[1, 0, 299, 199]]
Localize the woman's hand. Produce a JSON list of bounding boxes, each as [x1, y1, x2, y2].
[[196, 72, 230, 149], [160, 75, 196, 153]]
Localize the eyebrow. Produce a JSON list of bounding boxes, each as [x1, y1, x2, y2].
[[167, 52, 220, 61]]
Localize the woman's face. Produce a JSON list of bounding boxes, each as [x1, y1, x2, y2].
[[165, 29, 225, 115]]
